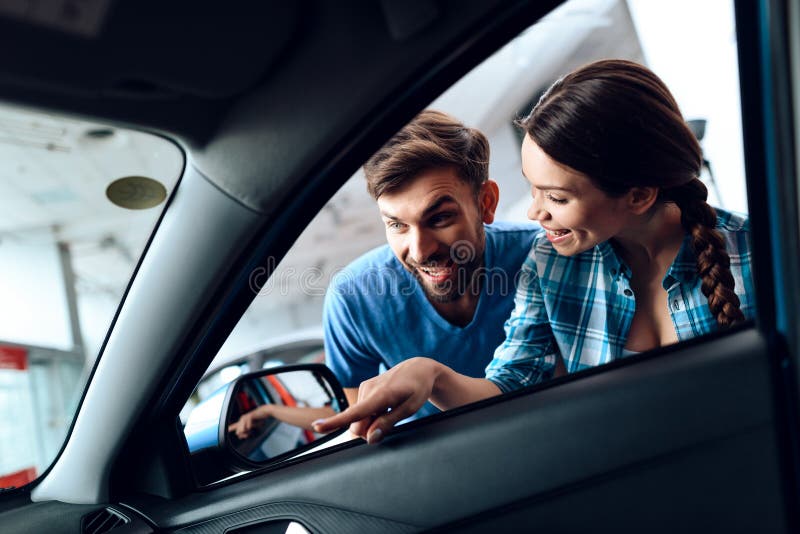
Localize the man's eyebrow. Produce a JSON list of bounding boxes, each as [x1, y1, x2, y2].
[[421, 195, 458, 217], [380, 195, 459, 221]]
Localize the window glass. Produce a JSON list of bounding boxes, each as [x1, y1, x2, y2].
[[0, 104, 183, 488], [182, 0, 747, 482], [626, 0, 745, 212]]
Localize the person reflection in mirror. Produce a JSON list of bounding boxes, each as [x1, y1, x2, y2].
[[228, 400, 339, 439], [322, 110, 539, 423], [315, 59, 755, 443]]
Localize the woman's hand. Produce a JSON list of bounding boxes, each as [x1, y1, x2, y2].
[[313, 357, 440, 443], [227, 404, 273, 439]]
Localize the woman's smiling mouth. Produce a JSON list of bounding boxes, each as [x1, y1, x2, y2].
[[544, 227, 573, 244]]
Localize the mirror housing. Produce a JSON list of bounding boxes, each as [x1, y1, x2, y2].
[[184, 363, 348, 485]]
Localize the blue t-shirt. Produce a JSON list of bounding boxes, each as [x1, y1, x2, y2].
[[323, 221, 538, 419]]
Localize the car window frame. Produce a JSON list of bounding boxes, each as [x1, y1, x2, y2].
[[107, 0, 800, 500]]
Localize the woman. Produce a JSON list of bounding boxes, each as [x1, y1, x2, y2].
[[314, 59, 754, 444]]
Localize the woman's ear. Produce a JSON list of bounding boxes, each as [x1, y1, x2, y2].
[[479, 179, 500, 224], [626, 186, 659, 215]]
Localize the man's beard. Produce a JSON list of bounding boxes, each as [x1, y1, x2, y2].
[[411, 223, 486, 303], [414, 252, 484, 303]]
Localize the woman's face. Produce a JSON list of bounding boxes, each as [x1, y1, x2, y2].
[[521, 134, 631, 256]]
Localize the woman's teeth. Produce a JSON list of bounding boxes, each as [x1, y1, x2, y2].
[[548, 229, 570, 236]]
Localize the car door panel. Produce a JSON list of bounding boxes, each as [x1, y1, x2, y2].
[[122, 328, 784, 532], [0, 500, 155, 534]]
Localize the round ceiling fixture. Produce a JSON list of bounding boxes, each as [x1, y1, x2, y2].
[[85, 128, 115, 139], [106, 176, 167, 210]]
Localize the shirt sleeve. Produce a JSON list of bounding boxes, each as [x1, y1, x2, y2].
[[484, 250, 559, 393], [322, 281, 381, 388]]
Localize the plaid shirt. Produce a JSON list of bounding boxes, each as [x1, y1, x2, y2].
[[485, 208, 754, 393]]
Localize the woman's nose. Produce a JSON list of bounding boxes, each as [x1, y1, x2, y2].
[[527, 194, 549, 221]]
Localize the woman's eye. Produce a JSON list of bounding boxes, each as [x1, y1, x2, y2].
[[545, 193, 567, 204]]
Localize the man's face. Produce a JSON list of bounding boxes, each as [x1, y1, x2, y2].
[[377, 168, 495, 303]]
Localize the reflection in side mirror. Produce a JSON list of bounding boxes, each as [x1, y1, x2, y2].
[[225, 366, 346, 463], [184, 363, 349, 485]]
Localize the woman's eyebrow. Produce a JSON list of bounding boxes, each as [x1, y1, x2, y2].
[[521, 173, 575, 193], [536, 184, 576, 193]]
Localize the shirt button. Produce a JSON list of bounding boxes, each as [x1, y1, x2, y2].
[[672, 299, 681, 311], [610, 268, 617, 276], [624, 289, 633, 297]]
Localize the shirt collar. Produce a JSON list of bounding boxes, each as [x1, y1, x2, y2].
[[597, 241, 630, 279], [598, 236, 695, 285], [663, 234, 697, 286]]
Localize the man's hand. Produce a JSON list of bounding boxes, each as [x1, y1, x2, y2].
[[312, 357, 439, 443], [313, 358, 503, 444], [228, 404, 273, 439]]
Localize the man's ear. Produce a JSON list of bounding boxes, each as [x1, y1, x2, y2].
[[479, 179, 500, 224], [626, 186, 658, 215]]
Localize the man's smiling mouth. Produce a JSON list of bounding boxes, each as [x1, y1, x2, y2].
[[415, 261, 455, 283]]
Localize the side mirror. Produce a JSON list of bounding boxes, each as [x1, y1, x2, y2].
[[184, 363, 348, 484]]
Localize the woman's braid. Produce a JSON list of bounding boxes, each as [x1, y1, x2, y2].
[[664, 179, 745, 326]]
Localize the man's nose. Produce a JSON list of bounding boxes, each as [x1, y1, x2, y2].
[[408, 228, 437, 263]]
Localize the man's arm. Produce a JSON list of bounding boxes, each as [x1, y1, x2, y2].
[[323, 284, 381, 392]]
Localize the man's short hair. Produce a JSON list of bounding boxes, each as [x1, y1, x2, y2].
[[363, 110, 490, 199]]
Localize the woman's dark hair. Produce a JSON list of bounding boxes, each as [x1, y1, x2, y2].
[[518, 59, 744, 327]]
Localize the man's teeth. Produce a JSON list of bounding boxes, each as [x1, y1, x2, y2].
[[420, 266, 450, 274], [548, 229, 570, 236]]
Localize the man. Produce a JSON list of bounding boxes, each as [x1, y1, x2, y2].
[[323, 109, 537, 420]]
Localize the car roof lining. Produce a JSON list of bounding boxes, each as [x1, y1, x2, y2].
[[0, 0, 526, 215], [0, 2, 301, 99], [189, 0, 524, 215]]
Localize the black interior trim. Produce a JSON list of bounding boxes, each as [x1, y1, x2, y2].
[[735, 0, 800, 527], [427, 424, 781, 533], [123, 328, 783, 531]]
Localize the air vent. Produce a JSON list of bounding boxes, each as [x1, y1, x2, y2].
[[81, 507, 130, 534]]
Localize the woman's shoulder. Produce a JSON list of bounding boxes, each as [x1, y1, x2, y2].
[[713, 207, 751, 260], [714, 207, 749, 233]]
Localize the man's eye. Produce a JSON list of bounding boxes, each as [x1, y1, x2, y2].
[[430, 213, 455, 226], [387, 221, 406, 232]]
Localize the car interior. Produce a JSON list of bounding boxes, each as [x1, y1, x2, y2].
[[0, 0, 799, 533]]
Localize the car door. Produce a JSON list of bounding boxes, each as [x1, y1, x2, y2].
[[0, 0, 798, 533]]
